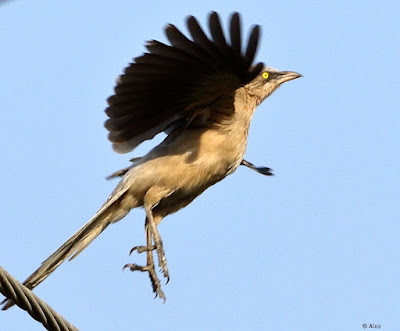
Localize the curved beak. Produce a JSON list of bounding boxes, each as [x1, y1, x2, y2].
[[278, 71, 303, 84]]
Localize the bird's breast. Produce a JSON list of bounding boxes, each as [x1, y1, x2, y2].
[[132, 125, 248, 189]]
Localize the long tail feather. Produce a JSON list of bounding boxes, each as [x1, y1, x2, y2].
[[2, 185, 130, 310]]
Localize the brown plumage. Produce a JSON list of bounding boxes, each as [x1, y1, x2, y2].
[[2, 11, 301, 309], [105, 12, 263, 153]]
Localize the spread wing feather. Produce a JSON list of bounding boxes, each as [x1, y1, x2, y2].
[[105, 11, 263, 153]]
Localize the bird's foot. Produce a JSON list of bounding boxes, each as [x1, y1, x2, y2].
[[125, 239, 169, 301], [123, 263, 166, 302], [241, 159, 274, 176], [130, 245, 156, 254], [154, 240, 170, 281], [129, 244, 169, 280]]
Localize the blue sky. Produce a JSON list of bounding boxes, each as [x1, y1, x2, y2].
[[1, 1, 399, 330]]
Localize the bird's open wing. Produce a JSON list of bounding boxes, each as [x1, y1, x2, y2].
[[105, 11, 263, 153]]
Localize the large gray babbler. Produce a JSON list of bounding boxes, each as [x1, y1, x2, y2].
[[2, 11, 301, 308]]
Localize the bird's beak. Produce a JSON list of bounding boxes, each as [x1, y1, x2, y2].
[[278, 71, 303, 84]]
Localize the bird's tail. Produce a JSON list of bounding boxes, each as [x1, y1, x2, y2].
[[2, 184, 131, 310]]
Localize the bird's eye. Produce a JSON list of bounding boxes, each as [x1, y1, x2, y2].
[[262, 72, 269, 79]]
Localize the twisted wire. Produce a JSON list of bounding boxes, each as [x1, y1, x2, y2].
[[0, 266, 78, 331]]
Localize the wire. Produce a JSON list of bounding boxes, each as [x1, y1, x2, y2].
[[0, 266, 78, 331]]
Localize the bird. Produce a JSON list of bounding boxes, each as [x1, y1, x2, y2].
[[2, 11, 301, 309]]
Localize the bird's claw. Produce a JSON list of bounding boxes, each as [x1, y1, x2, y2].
[[129, 243, 169, 278], [154, 242, 169, 280], [241, 160, 274, 176], [129, 245, 156, 255], [254, 166, 274, 176], [123, 263, 150, 272], [123, 262, 166, 302]]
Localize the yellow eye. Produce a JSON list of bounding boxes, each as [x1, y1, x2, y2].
[[262, 72, 269, 79]]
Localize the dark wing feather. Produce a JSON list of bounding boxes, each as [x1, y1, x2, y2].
[[208, 12, 230, 58], [105, 11, 263, 153], [229, 13, 241, 55]]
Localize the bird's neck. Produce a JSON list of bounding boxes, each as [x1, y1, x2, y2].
[[230, 87, 258, 131]]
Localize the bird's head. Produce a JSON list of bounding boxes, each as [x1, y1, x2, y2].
[[246, 66, 302, 105]]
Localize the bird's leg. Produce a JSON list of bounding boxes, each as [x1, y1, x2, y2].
[[241, 159, 274, 176], [144, 205, 169, 282], [124, 218, 166, 301], [143, 220, 166, 300], [124, 187, 171, 301]]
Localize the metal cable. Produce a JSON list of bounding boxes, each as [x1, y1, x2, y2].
[[0, 266, 79, 331]]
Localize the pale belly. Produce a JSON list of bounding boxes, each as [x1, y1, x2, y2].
[[122, 126, 249, 217]]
